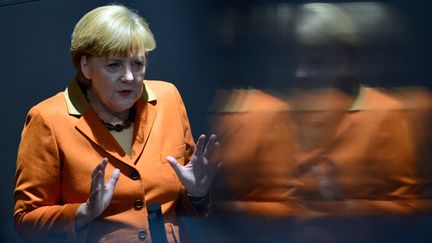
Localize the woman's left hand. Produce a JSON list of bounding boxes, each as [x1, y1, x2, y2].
[[167, 134, 221, 197]]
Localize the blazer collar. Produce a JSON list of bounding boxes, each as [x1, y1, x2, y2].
[[332, 86, 367, 138], [347, 85, 367, 112], [64, 78, 158, 165], [64, 78, 157, 116]]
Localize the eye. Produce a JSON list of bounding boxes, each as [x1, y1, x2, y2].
[[108, 62, 120, 67], [105, 62, 122, 72], [131, 60, 145, 72]]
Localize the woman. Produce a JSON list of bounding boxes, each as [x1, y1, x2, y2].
[[14, 4, 219, 243]]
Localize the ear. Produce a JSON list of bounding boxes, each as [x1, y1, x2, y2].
[[80, 55, 92, 80]]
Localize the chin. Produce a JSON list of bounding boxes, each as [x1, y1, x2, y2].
[[111, 103, 135, 113], [113, 98, 138, 111]]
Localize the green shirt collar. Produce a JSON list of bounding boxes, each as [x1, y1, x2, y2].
[[64, 78, 157, 116]]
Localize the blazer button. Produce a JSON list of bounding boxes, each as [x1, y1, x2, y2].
[[130, 171, 140, 180], [134, 199, 144, 210], [138, 229, 147, 240]]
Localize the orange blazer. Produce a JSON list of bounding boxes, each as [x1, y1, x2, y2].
[[14, 79, 196, 242]]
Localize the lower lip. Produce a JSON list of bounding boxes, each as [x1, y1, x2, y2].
[[118, 90, 133, 96]]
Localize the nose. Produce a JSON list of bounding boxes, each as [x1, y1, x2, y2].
[[121, 65, 134, 82]]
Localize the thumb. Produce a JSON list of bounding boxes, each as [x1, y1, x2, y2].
[[166, 156, 182, 175]]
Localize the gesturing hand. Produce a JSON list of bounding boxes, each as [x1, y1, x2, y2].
[[75, 158, 120, 230], [167, 134, 221, 197]]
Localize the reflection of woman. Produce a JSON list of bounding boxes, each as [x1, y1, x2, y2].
[[291, 3, 419, 216], [14, 5, 219, 242]]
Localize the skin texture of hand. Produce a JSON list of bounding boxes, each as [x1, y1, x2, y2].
[[167, 134, 221, 197], [75, 158, 120, 230]]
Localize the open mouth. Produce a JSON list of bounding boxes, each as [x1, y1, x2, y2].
[[118, 90, 133, 96]]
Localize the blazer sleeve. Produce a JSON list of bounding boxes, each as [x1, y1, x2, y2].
[[173, 85, 195, 167], [14, 106, 81, 243], [374, 109, 418, 199]]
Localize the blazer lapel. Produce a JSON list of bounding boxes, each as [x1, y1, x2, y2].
[[130, 98, 158, 164], [65, 78, 158, 165], [75, 108, 131, 163], [334, 87, 369, 138]]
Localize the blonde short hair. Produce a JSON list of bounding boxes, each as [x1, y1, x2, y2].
[[70, 5, 156, 83]]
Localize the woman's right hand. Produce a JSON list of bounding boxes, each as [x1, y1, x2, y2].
[[75, 158, 120, 230]]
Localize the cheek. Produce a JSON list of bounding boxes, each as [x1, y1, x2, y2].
[[135, 81, 144, 96], [93, 77, 116, 99], [95, 86, 113, 104]]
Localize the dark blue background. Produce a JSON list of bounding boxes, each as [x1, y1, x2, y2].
[[1, 0, 431, 241]]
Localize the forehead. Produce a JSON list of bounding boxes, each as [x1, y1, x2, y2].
[[104, 53, 146, 60]]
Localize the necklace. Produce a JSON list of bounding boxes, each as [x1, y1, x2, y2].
[[101, 108, 135, 132]]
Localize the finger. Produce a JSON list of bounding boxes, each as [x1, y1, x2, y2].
[[91, 158, 108, 178], [100, 158, 108, 179], [203, 134, 218, 157], [90, 170, 102, 200], [91, 162, 103, 178], [206, 142, 221, 177], [102, 169, 121, 207], [98, 158, 108, 191], [207, 140, 220, 163], [166, 156, 182, 176], [106, 169, 121, 191], [90, 162, 104, 189], [90, 159, 108, 195], [193, 134, 206, 157]]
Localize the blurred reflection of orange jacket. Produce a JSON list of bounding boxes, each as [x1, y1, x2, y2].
[[394, 87, 432, 211], [293, 87, 419, 216], [209, 89, 306, 217], [210, 87, 419, 217]]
